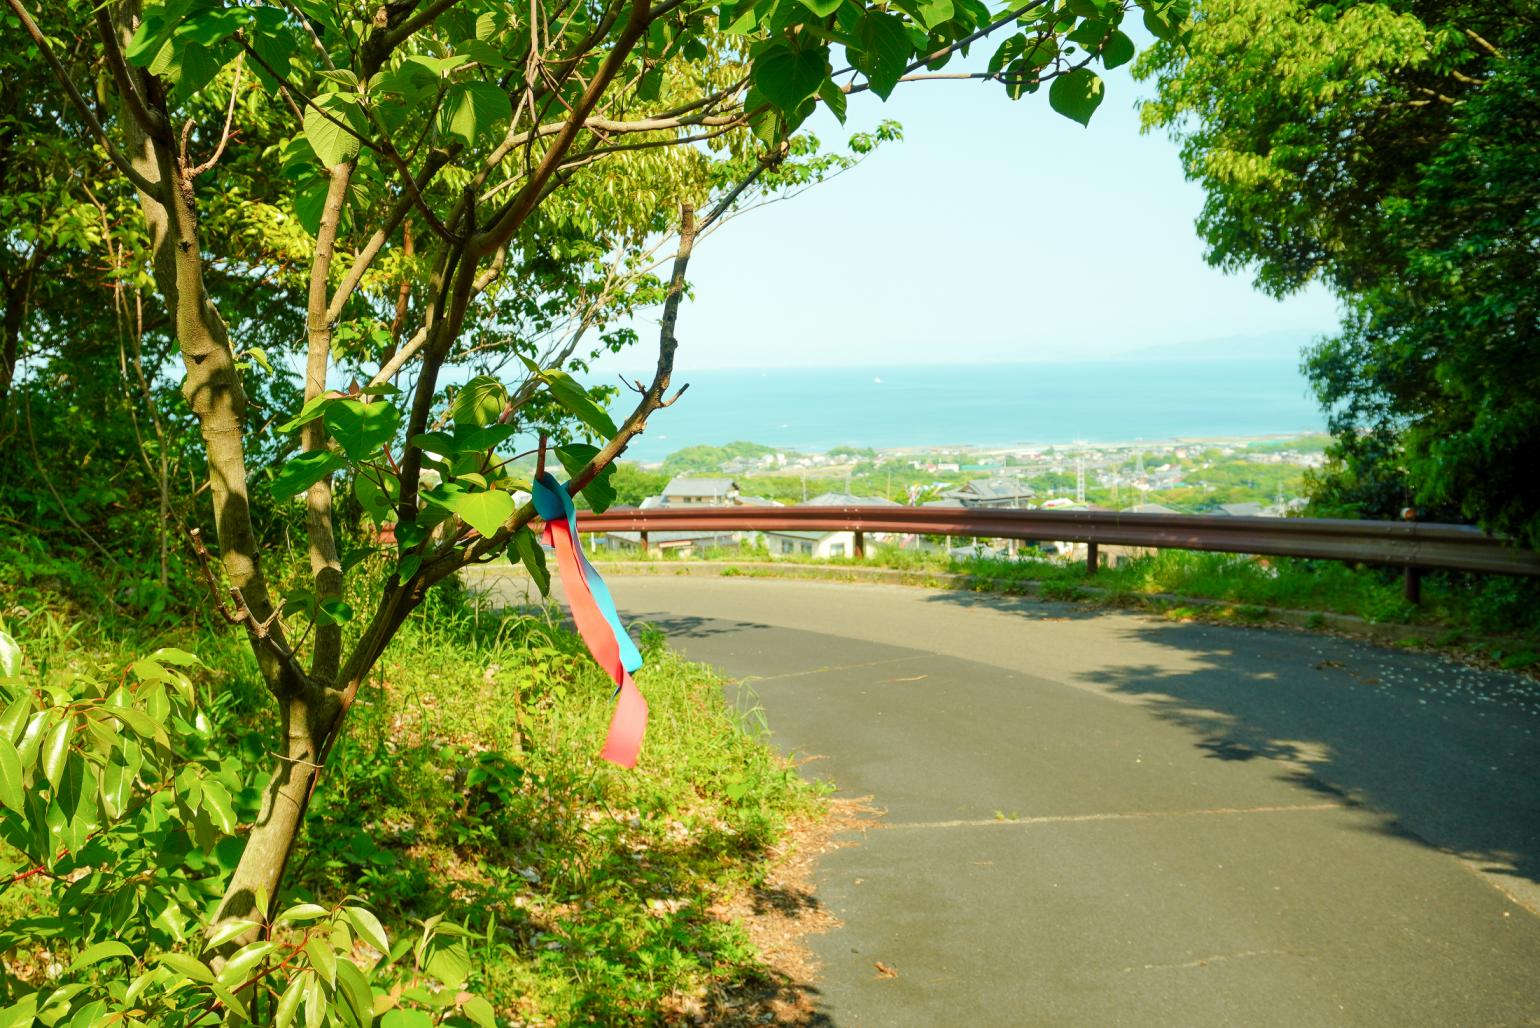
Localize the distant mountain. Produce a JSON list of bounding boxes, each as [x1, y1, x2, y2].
[[1111, 329, 1330, 362]]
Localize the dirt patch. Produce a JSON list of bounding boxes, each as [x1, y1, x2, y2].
[[696, 796, 881, 1025]]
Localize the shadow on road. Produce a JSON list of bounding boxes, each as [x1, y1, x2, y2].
[[628, 612, 775, 640], [914, 588, 1540, 905], [986, 595, 1539, 909]]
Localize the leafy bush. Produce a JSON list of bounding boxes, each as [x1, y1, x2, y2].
[[0, 625, 497, 1027]]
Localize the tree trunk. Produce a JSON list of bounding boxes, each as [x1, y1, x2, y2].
[[215, 680, 342, 924]]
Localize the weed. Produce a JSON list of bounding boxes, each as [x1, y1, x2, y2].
[[0, 571, 819, 1023]]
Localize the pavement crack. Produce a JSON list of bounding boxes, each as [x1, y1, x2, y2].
[[742, 654, 932, 683], [1127, 949, 1306, 972], [885, 802, 1345, 830]]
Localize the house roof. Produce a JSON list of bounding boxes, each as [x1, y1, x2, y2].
[[765, 530, 836, 541], [737, 495, 785, 507], [1217, 502, 1264, 517], [803, 492, 901, 507], [663, 476, 738, 498], [948, 479, 1036, 501], [1124, 503, 1178, 514]]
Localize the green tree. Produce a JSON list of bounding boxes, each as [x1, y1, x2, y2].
[[1137, 0, 1539, 540], [9, 0, 1181, 955]]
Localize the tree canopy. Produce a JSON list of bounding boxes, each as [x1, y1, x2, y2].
[[1137, 0, 1539, 542], [1, 0, 1186, 988]]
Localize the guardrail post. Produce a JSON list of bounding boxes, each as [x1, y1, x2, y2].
[[639, 530, 649, 555], [853, 530, 865, 559], [1086, 541, 1099, 575], [1403, 565, 1422, 605]]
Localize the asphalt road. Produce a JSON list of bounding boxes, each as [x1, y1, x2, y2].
[[489, 571, 1540, 1025]]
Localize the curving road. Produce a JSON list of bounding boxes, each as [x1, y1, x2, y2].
[[493, 570, 1540, 1025]]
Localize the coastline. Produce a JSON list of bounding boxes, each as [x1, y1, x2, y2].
[[633, 430, 1330, 468]]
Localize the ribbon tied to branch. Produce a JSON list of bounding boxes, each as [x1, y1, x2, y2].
[[531, 471, 647, 767]]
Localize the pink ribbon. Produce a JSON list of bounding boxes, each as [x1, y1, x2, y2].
[[534, 472, 647, 767]]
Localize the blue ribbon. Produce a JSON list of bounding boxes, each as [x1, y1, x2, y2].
[[532, 471, 643, 674]]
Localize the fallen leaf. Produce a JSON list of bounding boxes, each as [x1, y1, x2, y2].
[[874, 961, 898, 979]]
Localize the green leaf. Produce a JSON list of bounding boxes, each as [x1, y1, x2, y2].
[[818, 78, 848, 124], [720, 0, 759, 34], [278, 395, 335, 433], [150, 646, 202, 667], [439, 81, 511, 147], [1049, 67, 1104, 126], [335, 959, 374, 1028], [101, 705, 160, 738], [1142, 5, 1182, 40], [344, 906, 390, 954], [914, 0, 954, 30], [305, 935, 337, 987], [796, 0, 841, 15], [324, 399, 401, 460], [276, 903, 331, 924], [512, 527, 550, 596], [423, 483, 515, 538], [158, 951, 216, 983], [67, 941, 134, 973], [303, 92, 369, 167], [204, 919, 262, 951], [554, 444, 616, 512], [130, 657, 172, 683], [275, 975, 305, 1028], [124, 0, 191, 65], [850, 12, 912, 100], [1100, 29, 1135, 68], [0, 695, 28, 745], [462, 995, 496, 1028], [209, 984, 253, 1023], [452, 375, 508, 428], [201, 779, 238, 834], [0, 738, 23, 814], [753, 40, 830, 113], [410, 422, 517, 457], [425, 943, 471, 986], [40, 716, 70, 790], [304, 973, 326, 1028], [542, 371, 617, 439], [248, 10, 299, 93], [396, 553, 423, 583], [1066, 18, 1109, 45], [355, 470, 400, 524], [175, 7, 245, 45], [0, 631, 18, 677], [15, 711, 49, 767], [1021, 35, 1058, 69], [218, 940, 278, 986], [271, 451, 349, 499], [406, 53, 471, 77], [318, 598, 354, 625]]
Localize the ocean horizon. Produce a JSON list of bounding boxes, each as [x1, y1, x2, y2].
[[609, 357, 1326, 462]]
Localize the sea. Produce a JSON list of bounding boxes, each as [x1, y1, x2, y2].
[[614, 358, 1325, 462]]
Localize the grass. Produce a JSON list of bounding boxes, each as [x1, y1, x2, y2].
[[587, 542, 1540, 663], [0, 561, 823, 1024]]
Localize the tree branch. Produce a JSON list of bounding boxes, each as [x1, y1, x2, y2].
[[187, 56, 245, 177], [7, 0, 166, 197], [93, 6, 171, 142]]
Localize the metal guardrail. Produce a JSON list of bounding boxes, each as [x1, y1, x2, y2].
[[573, 506, 1540, 601]]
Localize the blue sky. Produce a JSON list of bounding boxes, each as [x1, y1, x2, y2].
[[595, 36, 1341, 374]]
